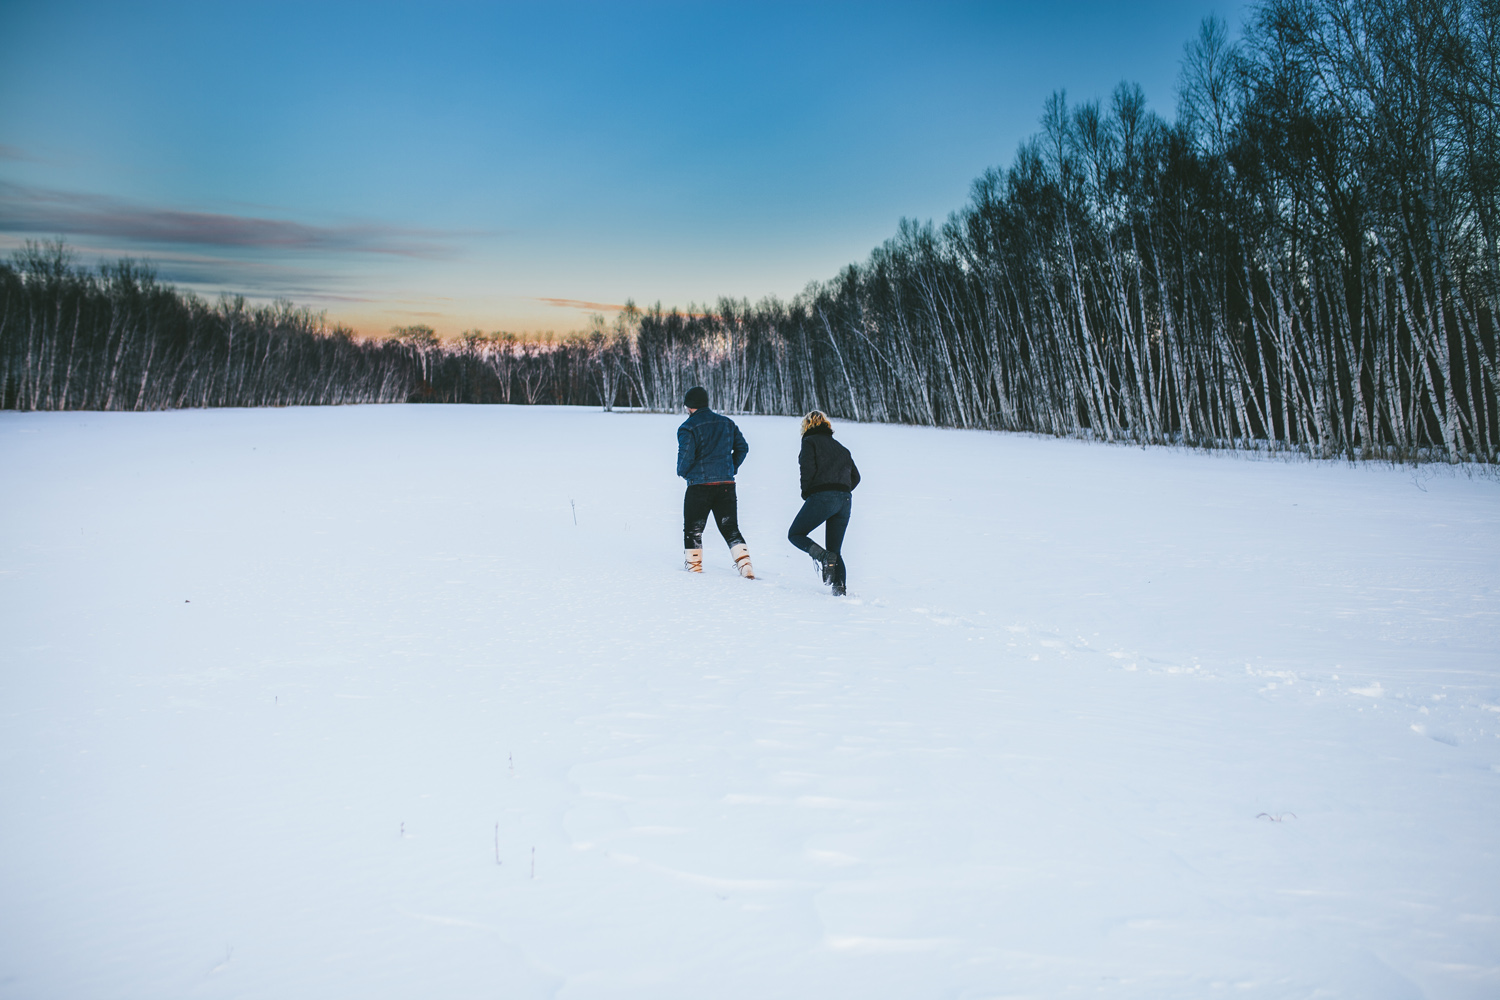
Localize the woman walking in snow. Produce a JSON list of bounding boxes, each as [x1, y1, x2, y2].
[[787, 410, 859, 596]]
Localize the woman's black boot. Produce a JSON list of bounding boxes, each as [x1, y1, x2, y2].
[[807, 542, 828, 581]]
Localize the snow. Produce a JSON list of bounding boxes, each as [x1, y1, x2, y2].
[[2, 404, 1498, 999]]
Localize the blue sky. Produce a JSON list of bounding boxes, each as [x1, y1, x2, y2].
[[0, 1, 1248, 336]]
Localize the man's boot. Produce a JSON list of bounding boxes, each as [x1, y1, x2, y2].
[[684, 548, 703, 573], [730, 543, 755, 579]]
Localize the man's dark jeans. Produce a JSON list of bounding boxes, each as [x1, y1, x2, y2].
[[683, 483, 745, 549], [787, 490, 851, 588]]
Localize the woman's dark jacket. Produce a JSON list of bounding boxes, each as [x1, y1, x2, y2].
[[677, 408, 750, 485], [798, 427, 860, 499]]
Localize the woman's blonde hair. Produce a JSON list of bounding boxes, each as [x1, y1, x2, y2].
[[800, 410, 832, 436]]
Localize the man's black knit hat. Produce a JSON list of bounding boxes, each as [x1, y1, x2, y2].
[[684, 386, 709, 409]]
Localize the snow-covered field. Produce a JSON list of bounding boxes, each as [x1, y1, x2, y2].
[[2, 404, 1498, 999]]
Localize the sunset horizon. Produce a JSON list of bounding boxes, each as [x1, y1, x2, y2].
[[1, 0, 1247, 338]]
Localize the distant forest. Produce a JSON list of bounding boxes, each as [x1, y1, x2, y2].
[[2, 0, 1495, 462]]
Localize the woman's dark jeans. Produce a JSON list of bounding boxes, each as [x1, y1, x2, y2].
[[787, 491, 851, 589]]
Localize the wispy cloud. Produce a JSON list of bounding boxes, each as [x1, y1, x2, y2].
[[0, 182, 457, 257], [535, 296, 625, 312], [0, 233, 393, 305], [0, 144, 44, 163]]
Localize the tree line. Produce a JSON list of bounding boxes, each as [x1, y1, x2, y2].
[[3, 0, 1495, 462], [605, 0, 1499, 462], [0, 243, 413, 410], [0, 242, 623, 411]]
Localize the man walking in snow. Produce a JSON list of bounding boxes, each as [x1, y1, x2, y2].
[[677, 386, 754, 578]]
